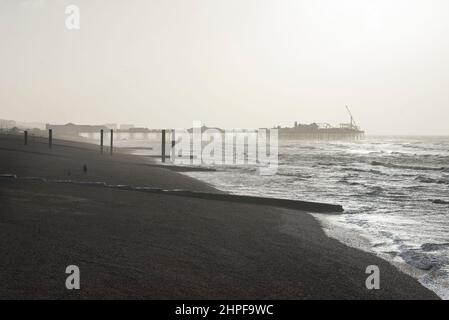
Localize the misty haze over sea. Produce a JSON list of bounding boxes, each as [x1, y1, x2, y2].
[[3, 0, 449, 302]]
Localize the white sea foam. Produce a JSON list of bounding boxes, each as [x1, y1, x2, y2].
[[181, 136, 449, 299]]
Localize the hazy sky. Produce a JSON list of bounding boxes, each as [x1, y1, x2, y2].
[[1, 0, 449, 134]]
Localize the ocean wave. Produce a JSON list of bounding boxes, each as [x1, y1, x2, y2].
[[417, 176, 449, 185], [393, 172, 418, 177], [340, 167, 386, 176], [341, 167, 365, 173], [370, 169, 387, 175], [337, 178, 365, 186], [429, 199, 449, 205], [404, 185, 426, 191], [365, 186, 384, 196], [346, 182, 365, 186], [421, 243, 449, 252], [277, 172, 312, 179], [184, 140, 449, 299], [222, 166, 258, 173], [317, 162, 342, 167], [399, 250, 440, 271], [371, 161, 446, 172]]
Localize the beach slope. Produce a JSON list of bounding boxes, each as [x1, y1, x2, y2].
[[0, 134, 439, 299]]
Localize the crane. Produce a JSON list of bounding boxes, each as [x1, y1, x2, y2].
[[345, 105, 358, 130]]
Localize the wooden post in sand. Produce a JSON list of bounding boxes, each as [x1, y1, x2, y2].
[[48, 129, 52, 148], [100, 129, 104, 154], [110, 129, 114, 155], [161, 129, 166, 163], [24, 131, 28, 145], [171, 130, 175, 162]]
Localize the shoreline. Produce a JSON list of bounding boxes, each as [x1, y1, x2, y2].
[[313, 213, 448, 299], [0, 134, 439, 299], [181, 171, 447, 300]]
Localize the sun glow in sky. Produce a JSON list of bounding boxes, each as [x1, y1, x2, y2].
[[1, 0, 449, 134]]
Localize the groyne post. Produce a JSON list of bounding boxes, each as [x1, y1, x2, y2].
[[110, 129, 114, 155], [24, 131, 28, 145], [171, 130, 175, 162], [100, 129, 104, 154], [161, 129, 166, 163], [48, 129, 52, 148]]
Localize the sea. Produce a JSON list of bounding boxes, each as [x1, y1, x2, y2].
[[176, 136, 449, 299], [122, 134, 449, 298]]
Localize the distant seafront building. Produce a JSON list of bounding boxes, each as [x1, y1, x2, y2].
[[45, 123, 109, 140], [46, 123, 108, 135], [0, 119, 17, 131], [120, 124, 135, 130], [44, 123, 156, 142], [105, 123, 118, 130]]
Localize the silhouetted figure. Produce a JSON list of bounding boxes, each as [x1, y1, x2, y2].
[[83, 164, 88, 175]]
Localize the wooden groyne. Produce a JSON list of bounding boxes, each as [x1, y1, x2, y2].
[[0, 174, 344, 214], [163, 190, 344, 213]]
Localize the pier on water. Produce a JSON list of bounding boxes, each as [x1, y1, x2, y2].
[[278, 130, 365, 141]]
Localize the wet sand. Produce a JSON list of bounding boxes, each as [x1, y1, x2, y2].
[[0, 134, 439, 299]]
